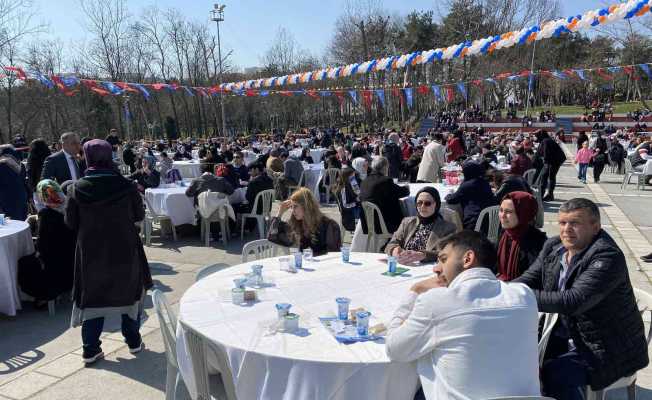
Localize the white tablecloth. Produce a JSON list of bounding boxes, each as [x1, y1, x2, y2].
[[173, 161, 202, 179], [303, 164, 325, 197], [350, 183, 458, 252], [0, 221, 35, 316], [290, 148, 327, 164], [145, 186, 248, 226], [176, 252, 422, 400]]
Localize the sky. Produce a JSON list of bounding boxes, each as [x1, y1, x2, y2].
[[32, 0, 607, 71]]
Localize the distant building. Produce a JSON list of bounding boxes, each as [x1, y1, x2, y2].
[[244, 66, 263, 76]]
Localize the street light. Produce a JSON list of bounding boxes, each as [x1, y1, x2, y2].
[[211, 3, 228, 138]]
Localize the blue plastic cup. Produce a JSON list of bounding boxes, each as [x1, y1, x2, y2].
[[356, 311, 371, 336], [293, 251, 303, 269], [275, 303, 292, 319], [336, 297, 351, 320], [388, 256, 397, 274], [341, 246, 350, 262]]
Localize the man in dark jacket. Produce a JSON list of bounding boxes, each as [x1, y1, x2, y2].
[[41, 132, 83, 183], [534, 129, 566, 201], [515, 198, 648, 400], [382, 132, 403, 179], [359, 156, 410, 235], [239, 162, 273, 214], [185, 163, 234, 206], [445, 161, 497, 230]]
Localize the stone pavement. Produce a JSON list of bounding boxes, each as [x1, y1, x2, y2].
[[1, 157, 652, 400]]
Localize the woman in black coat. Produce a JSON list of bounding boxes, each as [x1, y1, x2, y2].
[[445, 161, 497, 230], [496, 191, 547, 281], [18, 179, 76, 306], [65, 139, 152, 364]]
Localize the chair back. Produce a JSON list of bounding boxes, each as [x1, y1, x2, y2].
[[440, 207, 463, 232], [523, 169, 537, 186], [119, 164, 131, 176], [195, 263, 231, 282], [179, 320, 238, 400], [634, 288, 652, 345], [538, 312, 558, 367], [624, 158, 633, 174], [250, 189, 275, 217], [151, 290, 178, 368], [361, 201, 390, 236], [242, 239, 289, 262], [325, 168, 341, 188], [474, 205, 501, 244]]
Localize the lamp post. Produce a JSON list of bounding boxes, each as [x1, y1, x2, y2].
[[211, 4, 228, 138]]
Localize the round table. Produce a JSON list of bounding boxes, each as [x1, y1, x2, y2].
[[145, 186, 248, 226], [172, 161, 202, 179], [176, 252, 423, 400], [0, 220, 35, 316]]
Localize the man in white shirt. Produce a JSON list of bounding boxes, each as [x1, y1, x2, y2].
[[417, 133, 446, 183], [386, 230, 540, 400]]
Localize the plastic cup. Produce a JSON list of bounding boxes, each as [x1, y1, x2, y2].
[[356, 311, 371, 336], [393, 178, 398, 184], [292, 249, 303, 269], [279, 257, 291, 271], [283, 313, 300, 332], [276, 303, 292, 319], [341, 246, 350, 263], [233, 278, 247, 289], [336, 297, 351, 321], [303, 248, 313, 261], [231, 288, 245, 304], [388, 256, 397, 274], [0, 214, 4, 226]]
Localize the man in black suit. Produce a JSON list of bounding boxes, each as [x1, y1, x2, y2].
[[41, 132, 82, 184], [238, 162, 273, 214], [185, 163, 234, 206], [359, 156, 410, 235]]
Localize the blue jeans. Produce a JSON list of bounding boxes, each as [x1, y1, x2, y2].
[[542, 349, 588, 400], [578, 163, 588, 181], [82, 313, 142, 354]]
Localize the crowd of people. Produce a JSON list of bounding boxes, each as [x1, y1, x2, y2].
[[1, 120, 652, 399]]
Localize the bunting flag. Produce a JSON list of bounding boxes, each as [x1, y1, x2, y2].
[[319, 90, 331, 97], [182, 86, 195, 96], [260, 90, 270, 97], [595, 68, 614, 80], [334, 91, 345, 105], [306, 90, 319, 100], [575, 69, 588, 81], [392, 87, 404, 105], [623, 65, 640, 80], [361, 90, 373, 110], [115, 82, 139, 94], [131, 83, 150, 100], [3, 66, 26, 80], [32, 72, 54, 89], [640, 64, 652, 79], [416, 85, 430, 95], [431, 85, 442, 101], [456, 82, 467, 98], [101, 81, 124, 95], [446, 86, 455, 103], [471, 80, 484, 94], [348, 90, 358, 105], [375, 89, 385, 107], [403, 88, 413, 109]]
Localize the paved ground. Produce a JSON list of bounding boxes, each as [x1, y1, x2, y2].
[[1, 152, 652, 400]]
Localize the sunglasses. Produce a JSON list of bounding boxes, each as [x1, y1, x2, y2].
[[416, 200, 433, 207]]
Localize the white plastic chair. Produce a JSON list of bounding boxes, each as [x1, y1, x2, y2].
[[361, 201, 393, 253], [119, 164, 131, 176], [287, 171, 306, 196], [441, 207, 463, 232], [584, 288, 652, 400], [241, 239, 289, 263], [198, 192, 231, 248], [538, 313, 559, 367], [179, 320, 238, 400], [523, 169, 537, 186], [532, 189, 544, 229], [143, 195, 177, 246], [151, 290, 184, 400], [239, 189, 275, 240], [622, 159, 645, 190], [195, 264, 231, 282], [474, 205, 501, 244], [322, 168, 341, 204]]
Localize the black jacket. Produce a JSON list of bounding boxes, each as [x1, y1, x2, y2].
[[536, 137, 566, 166], [445, 162, 497, 230], [515, 231, 648, 390], [246, 173, 274, 213], [382, 143, 403, 179], [267, 215, 342, 256], [359, 172, 410, 234], [41, 150, 81, 184], [185, 173, 234, 205], [494, 175, 532, 202]]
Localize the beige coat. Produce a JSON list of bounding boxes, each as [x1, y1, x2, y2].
[[385, 216, 457, 262], [417, 141, 446, 182]]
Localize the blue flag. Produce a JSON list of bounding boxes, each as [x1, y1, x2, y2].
[[574, 70, 587, 81], [456, 82, 466, 98], [132, 83, 150, 100], [375, 89, 385, 107], [528, 75, 535, 92], [431, 85, 442, 101], [349, 90, 357, 105], [403, 88, 413, 109], [639, 64, 652, 79]]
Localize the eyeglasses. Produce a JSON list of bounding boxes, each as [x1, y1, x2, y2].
[[416, 201, 433, 207]]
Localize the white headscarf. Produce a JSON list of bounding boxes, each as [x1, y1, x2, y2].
[[352, 157, 368, 180]]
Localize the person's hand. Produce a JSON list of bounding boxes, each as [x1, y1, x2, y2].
[[397, 250, 425, 265], [410, 274, 445, 295], [392, 247, 403, 257], [278, 200, 292, 216]]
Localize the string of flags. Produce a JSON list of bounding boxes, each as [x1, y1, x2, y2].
[[1, 62, 651, 110], [210, 0, 652, 91]]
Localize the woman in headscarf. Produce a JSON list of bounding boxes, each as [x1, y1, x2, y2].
[[128, 155, 160, 192], [386, 187, 457, 264], [173, 144, 191, 161], [65, 139, 152, 365], [351, 157, 368, 181], [0, 144, 28, 220], [445, 161, 497, 230], [18, 179, 75, 308], [496, 191, 547, 281]]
